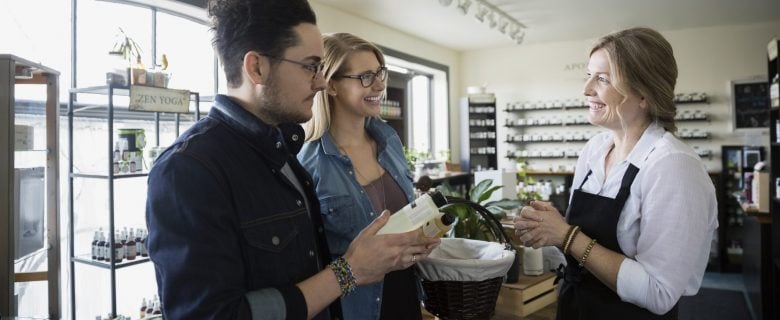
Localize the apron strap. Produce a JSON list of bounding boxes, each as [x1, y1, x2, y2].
[[578, 170, 594, 189], [579, 163, 640, 202], [614, 164, 640, 204]]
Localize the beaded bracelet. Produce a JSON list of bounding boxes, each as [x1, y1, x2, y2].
[[579, 239, 597, 267], [562, 225, 581, 255], [328, 257, 357, 296]]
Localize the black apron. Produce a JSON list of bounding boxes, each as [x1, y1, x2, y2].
[[556, 164, 679, 319]]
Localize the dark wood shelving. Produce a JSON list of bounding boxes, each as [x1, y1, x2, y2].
[[461, 97, 498, 171], [746, 38, 778, 320]]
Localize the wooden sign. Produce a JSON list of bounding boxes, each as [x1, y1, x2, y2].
[[129, 85, 190, 113]]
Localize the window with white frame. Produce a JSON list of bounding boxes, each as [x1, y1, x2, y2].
[[2, 0, 218, 317]]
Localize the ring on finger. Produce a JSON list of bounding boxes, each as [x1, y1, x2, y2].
[[411, 254, 417, 263]]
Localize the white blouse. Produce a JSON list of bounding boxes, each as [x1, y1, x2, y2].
[[569, 122, 718, 315]]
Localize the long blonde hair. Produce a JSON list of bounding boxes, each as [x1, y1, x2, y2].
[[303, 33, 386, 141], [591, 27, 678, 133]]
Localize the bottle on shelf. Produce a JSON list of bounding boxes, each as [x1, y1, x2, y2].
[[137, 228, 148, 257], [121, 227, 128, 245], [151, 294, 162, 315], [541, 180, 553, 201], [120, 138, 129, 161], [98, 231, 107, 261], [126, 229, 137, 261], [145, 300, 155, 316], [129, 153, 138, 173], [139, 298, 147, 319], [113, 232, 124, 263], [92, 230, 100, 260], [113, 141, 121, 174]]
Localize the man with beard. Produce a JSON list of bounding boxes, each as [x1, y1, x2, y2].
[[145, 0, 440, 319]]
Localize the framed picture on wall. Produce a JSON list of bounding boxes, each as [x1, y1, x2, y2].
[[731, 78, 770, 131]]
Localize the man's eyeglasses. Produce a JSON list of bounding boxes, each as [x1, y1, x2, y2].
[[337, 66, 388, 88], [257, 53, 324, 80]]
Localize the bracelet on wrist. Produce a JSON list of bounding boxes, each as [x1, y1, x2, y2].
[[562, 225, 580, 255], [328, 257, 357, 296], [579, 239, 597, 267]]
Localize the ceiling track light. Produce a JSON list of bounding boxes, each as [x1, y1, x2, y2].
[[512, 28, 526, 44], [497, 17, 509, 34], [487, 12, 497, 29], [457, 0, 472, 15], [474, 4, 488, 22], [508, 23, 521, 38], [440, 0, 527, 45]]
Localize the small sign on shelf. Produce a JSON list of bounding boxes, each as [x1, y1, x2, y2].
[[129, 85, 190, 113]]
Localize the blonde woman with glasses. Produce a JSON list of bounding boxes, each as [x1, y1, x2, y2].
[[299, 33, 426, 320]]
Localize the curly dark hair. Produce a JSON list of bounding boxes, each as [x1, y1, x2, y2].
[[208, 0, 317, 87]]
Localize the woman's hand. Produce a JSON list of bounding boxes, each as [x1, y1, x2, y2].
[[512, 201, 570, 249]]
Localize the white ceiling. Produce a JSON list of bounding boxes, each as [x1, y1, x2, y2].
[[314, 0, 780, 51]]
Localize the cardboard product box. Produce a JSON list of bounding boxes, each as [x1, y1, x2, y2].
[[14, 125, 34, 151], [752, 171, 769, 212]]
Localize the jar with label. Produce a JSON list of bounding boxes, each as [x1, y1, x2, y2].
[[775, 120, 780, 143], [775, 177, 780, 199]]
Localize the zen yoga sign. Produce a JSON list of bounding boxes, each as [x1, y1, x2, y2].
[[129, 86, 191, 113]]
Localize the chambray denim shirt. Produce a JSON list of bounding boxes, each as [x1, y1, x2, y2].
[[298, 117, 415, 320]]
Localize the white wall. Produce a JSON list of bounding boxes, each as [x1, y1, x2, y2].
[[461, 21, 780, 172], [311, 1, 462, 160]]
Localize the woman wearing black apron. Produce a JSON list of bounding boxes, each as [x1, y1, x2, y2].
[[514, 27, 718, 319]]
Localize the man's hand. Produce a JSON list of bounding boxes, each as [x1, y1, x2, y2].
[[343, 210, 441, 285]]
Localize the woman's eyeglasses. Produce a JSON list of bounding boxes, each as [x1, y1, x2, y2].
[[337, 67, 388, 88]]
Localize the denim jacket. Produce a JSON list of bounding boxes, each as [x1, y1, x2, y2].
[[146, 95, 337, 320], [298, 117, 415, 320]]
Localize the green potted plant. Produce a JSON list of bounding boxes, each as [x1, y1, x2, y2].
[[107, 27, 144, 86], [403, 146, 419, 172], [436, 179, 521, 240]]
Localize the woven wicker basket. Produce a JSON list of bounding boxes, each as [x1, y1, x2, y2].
[[421, 276, 504, 320], [420, 196, 519, 320]]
